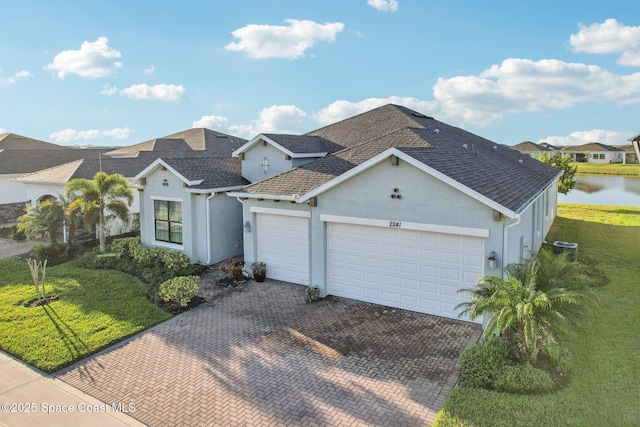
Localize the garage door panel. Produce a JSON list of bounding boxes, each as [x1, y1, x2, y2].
[[257, 214, 309, 285], [327, 222, 484, 323]]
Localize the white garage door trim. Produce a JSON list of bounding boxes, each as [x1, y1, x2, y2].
[[326, 219, 485, 323], [256, 212, 309, 285], [321, 214, 489, 237]]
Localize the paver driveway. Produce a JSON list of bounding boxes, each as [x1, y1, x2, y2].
[[56, 280, 481, 426]]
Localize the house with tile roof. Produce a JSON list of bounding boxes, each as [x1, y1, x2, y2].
[[225, 104, 562, 323], [562, 142, 624, 163], [510, 141, 557, 159]]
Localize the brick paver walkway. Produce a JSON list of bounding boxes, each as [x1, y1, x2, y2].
[[56, 280, 481, 426]]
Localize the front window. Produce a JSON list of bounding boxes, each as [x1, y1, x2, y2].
[[154, 200, 182, 244]]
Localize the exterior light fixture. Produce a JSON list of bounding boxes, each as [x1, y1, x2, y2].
[[488, 251, 498, 269], [262, 157, 270, 174], [243, 221, 251, 233]]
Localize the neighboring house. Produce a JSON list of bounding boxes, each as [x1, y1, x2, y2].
[[134, 129, 247, 264], [15, 157, 149, 238], [0, 133, 106, 224], [228, 104, 562, 323], [511, 141, 555, 159], [563, 143, 624, 163], [627, 134, 640, 164]]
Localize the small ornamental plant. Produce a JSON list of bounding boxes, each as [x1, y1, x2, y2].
[[158, 276, 199, 307], [219, 258, 245, 282]]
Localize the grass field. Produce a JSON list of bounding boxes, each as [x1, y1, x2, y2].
[[0, 260, 171, 373], [575, 162, 640, 176], [434, 203, 640, 427]]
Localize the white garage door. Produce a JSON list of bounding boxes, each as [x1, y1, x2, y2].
[[327, 222, 485, 322], [256, 213, 309, 285]]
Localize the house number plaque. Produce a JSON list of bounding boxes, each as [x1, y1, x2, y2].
[[389, 221, 402, 228]]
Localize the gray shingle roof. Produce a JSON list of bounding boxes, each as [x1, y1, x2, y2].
[[161, 157, 249, 190], [261, 134, 344, 154], [0, 133, 64, 151], [511, 141, 554, 152], [563, 142, 622, 152], [105, 128, 246, 158], [0, 147, 108, 175], [243, 104, 561, 214], [16, 156, 159, 183]]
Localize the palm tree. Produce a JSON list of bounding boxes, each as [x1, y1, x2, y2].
[[65, 172, 133, 253], [17, 200, 64, 245], [457, 249, 597, 363]]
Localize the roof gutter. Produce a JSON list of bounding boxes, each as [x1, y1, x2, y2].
[[226, 191, 299, 201], [205, 192, 214, 264]]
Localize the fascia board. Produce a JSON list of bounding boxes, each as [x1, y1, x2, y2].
[[134, 158, 203, 186]]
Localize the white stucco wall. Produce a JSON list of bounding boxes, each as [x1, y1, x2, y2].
[[0, 175, 28, 204], [241, 143, 294, 183], [140, 166, 243, 264]]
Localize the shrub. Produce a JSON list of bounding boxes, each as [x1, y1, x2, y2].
[[493, 364, 555, 394], [31, 243, 82, 266], [158, 276, 199, 307], [110, 236, 140, 259], [11, 225, 26, 241], [459, 338, 512, 389], [219, 258, 245, 281]]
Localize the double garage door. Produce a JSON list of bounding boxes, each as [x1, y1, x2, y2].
[[255, 212, 485, 322], [327, 222, 485, 322]]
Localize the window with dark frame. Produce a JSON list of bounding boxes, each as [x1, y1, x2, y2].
[[154, 200, 182, 244]]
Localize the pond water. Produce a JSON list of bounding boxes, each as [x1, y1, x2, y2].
[[558, 175, 640, 206]]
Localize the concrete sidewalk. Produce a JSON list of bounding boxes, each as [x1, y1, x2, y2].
[[0, 351, 145, 427]]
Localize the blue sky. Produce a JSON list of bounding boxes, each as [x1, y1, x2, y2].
[[1, 0, 640, 147]]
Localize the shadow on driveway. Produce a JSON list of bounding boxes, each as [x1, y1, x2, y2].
[[55, 280, 481, 426]]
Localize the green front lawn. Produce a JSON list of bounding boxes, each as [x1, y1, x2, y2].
[[434, 203, 640, 427], [0, 260, 171, 373], [575, 162, 640, 176]]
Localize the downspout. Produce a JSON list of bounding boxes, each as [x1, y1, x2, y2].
[[502, 215, 521, 277], [205, 192, 214, 265]]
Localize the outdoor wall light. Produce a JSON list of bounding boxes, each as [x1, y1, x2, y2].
[[488, 251, 498, 269], [243, 221, 251, 233]]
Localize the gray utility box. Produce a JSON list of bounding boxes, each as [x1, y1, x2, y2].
[[552, 241, 578, 262]]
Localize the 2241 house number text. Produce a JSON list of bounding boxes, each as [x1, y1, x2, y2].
[[389, 221, 402, 228]]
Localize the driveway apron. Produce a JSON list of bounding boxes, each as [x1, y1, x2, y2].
[[55, 280, 481, 426]]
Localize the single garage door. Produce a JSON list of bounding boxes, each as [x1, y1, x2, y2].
[[327, 222, 485, 322], [256, 213, 309, 285]]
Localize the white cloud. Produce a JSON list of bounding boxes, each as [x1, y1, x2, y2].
[[313, 97, 437, 125], [367, 0, 398, 13], [569, 19, 640, 66], [120, 84, 187, 102], [537, 130, 631, 147], [192, 115, 229, 129], [431, 58, 640, 125], [103, 127, 134, 139], [193, 105, 306, 138], [144, 65, 155, 75], [0, 127, 6, 134], [0, 69, 33, 84], [49, 127, 133, 143], [45, 37, 122, 78], [225, 19, 345, 59], [100, 83, 117, 95]]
